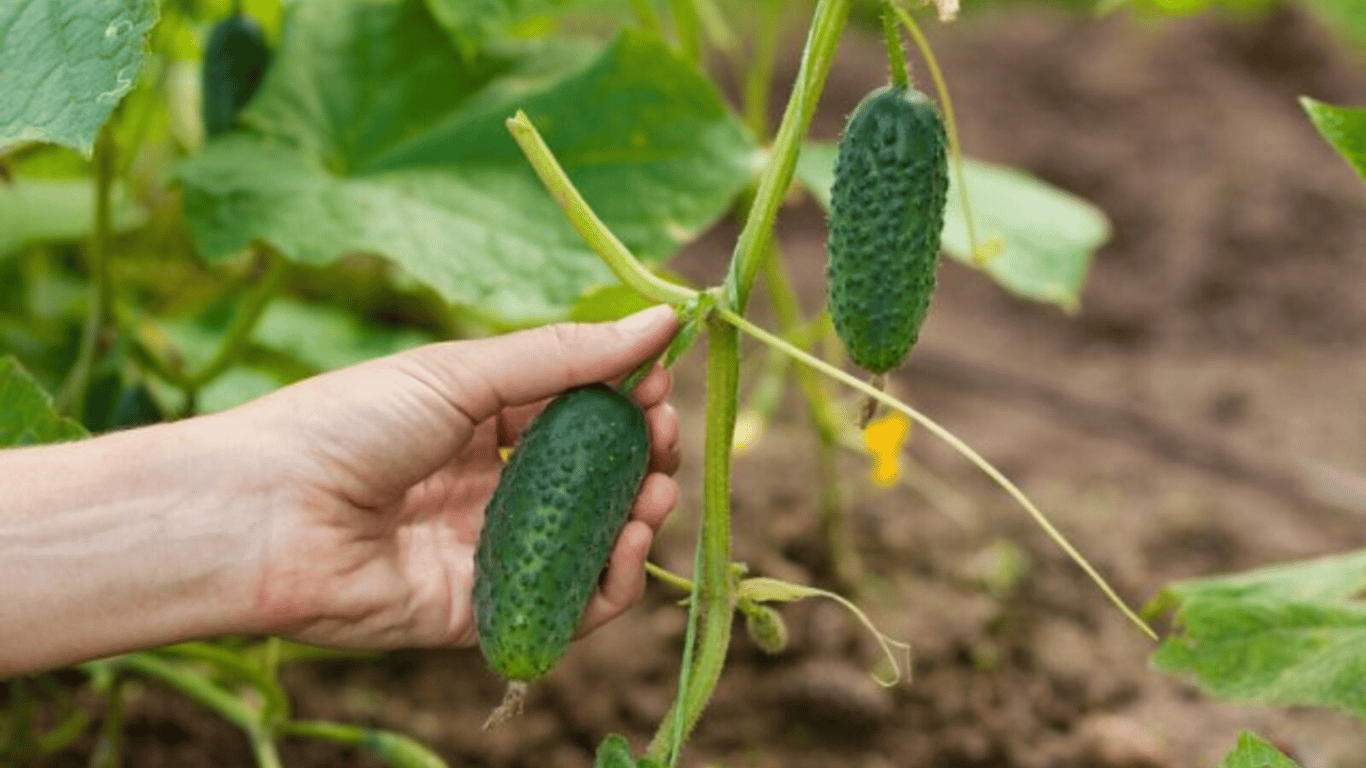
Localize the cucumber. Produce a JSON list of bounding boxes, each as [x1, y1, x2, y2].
[[202, 13, 272, 138], [825, 85, 949, 374], [474, 384, 650, 682]]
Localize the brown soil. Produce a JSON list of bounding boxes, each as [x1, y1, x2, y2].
[[43, 4, 1366, 767]]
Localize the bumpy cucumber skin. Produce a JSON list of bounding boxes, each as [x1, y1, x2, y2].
[[202, 14, 272, 138], [826, 85, 949, 374], [474, 384, 650, 682]]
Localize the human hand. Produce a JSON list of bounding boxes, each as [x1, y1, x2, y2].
[[226, 305, 681, 651]]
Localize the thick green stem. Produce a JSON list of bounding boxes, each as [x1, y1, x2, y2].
[[647, 319, 740, 764], [741, 0, 785, 140], [881, 5, 910, 90], [506, 112, 697, 307], [725, 0, 850, 309], [57, 125, 117, 418]]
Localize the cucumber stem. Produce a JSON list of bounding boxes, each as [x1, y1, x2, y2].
[[881, 5, 911, 90]]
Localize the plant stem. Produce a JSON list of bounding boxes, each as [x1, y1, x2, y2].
[[647, 319, 740, 764], [281, 721, 448, 768], [759, 240, 860, 585], [155, 642, 289, 725], [713, 306, 1159, 641], [891, 4, 983, 262], [629, 0, 664, 37], [57, 124, 117, 418], [669, 0, 703, 65], [88, 678, 125, 768], [881, 4, 910, 90], [741, 0, 785, 140], [725, 0, 850, 310], [505, 112, 697, 307], [646, 561, 695, 593], [109, 654, 282, 768], [185, 251, 284, 391]]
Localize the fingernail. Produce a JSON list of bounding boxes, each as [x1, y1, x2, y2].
[[616, 305, 675, 335]]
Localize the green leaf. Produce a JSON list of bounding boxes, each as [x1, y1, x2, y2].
[[1216, 732, 1302, 768], [1151, 549, 1366, 719], [0, 0, 159, 155], [1302, 97, 1366, 181], [251, 297, 434, 373], [176, 0, 757, 325], [424, 0, 603, 55], [795, 143, 1108, 311], [0, 178, 147, 257], [0, 356, 87, 446]]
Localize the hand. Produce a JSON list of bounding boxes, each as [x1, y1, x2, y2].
[[229, 305, 681, 651]]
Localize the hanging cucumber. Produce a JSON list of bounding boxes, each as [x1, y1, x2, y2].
[[474, 383, 650, 684], [824, 84, 949, 376], [201, 9, 272, 138]]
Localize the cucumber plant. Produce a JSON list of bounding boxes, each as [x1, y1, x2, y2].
[[0, 0, 1123, 766]]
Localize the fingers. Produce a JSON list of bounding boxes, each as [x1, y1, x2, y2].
[[400, 306, 678, 430], [647, 403, 680, 475], [577, 521, 653, 637], [575, 473, 677, 638], [628, 365, 671, 409]]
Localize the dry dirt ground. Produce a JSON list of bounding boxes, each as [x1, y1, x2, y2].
[[46, 3, 1366, 766]]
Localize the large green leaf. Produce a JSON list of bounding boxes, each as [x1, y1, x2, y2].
[[1302, 98, 1366, 181], [0, 178, 147, 257], [0, 356, 87, 446], [1151, 549, 1366, 719], [0, 0, 159, 154], [1216, 733, 1302, 768], [796, 143, 1108, 311], [177, 0, 758, 325]]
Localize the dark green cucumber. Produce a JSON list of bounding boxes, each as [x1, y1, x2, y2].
[[202, 13, 272, 138], [474, 383, 650, 682], [825, 85, 949, 374]]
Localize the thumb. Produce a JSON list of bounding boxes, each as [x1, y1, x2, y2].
[[403, 304, 678, 427]]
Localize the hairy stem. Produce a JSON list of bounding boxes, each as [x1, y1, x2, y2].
[[506, 112, 697, 307], [648, 319, 740, 764], [726, 0, 850, 310], [881, 4, 910, 90], [57, 125, 117, 418]]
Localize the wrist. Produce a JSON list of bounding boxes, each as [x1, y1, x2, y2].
[[0, 415, 271, 674]]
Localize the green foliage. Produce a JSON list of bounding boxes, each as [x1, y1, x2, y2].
[[424, 0, 605, 55], [0, 0, 158, 155], [1302, 97, 1366, 181], [1216, 732, 1303, 768], [201, 13, 273, 138], [0, 179, 146, 257], [475, 384, 650, 681], [797, 142, 1108, 311], [175, 0, 758, 325], [1151, 549, 1366, 719], [0, 356, 87, 446], [825, 85, 949, 373]]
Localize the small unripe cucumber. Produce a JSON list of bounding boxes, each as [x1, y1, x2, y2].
[[202, 13, 272, 138], [474, 384, 650, 682], [826, 85, 949, 374]]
